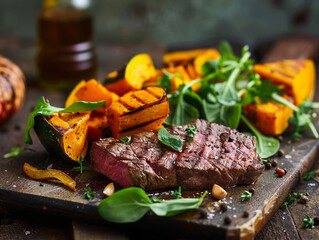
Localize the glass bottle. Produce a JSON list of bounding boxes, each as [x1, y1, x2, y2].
[[37, 0, 96, 90]]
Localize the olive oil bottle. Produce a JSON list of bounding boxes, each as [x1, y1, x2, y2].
[[37, 0, 96, 90]]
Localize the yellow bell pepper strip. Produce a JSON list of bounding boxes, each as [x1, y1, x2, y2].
[[23, 163, 76, 192]]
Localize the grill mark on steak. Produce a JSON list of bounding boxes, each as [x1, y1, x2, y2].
[[91, 119, 264, 190]]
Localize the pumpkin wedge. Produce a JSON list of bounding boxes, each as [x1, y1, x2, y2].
[[65, 79, 119, 142], [244, 97, 294, 136], [254, 59, 315, 106], [163, 49, 209, 67], [34, 112, 90, 162], [107, 87, 169, 138], [104, 54, 157, 96]]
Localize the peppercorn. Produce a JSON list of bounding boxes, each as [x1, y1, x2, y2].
[[313, 216, 319, 226], [265, 162, 272, 170], [299, 195, 308, 204], [224, 216, 232, 225], [243, 211, 249, 218], [248, 188, 255, 195], [277, 149, 285, 157], [271, 160, 278, 167], [275, 168, 286, 177], [284, 168, 288, 174], [220, 203, 228, 212]]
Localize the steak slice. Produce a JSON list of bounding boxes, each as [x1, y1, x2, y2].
[[90, 119, 264, 190]]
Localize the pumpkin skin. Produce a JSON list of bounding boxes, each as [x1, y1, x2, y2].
[[0, 55, 26, 125]]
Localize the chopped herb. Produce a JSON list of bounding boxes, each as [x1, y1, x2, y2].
[[158, 127, 182, 152], [281, 193, 295, 210], [83, 187, 96, 200], [302, 215, 314, 229], [293, 192, 304, 199], [3, 146, 24, 158], [25, 97, 106, 144], [173, 186, 182, 199], [262, 159, 268, 164], [71, 156, 89, 174], [304, 169, 319, 180], [117, 136, 131, 144], [241, 190, 252, 202], [185, 126, 197, 142], [98, 187, 207, 223]]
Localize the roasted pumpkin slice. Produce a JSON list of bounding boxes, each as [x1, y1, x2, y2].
[[34, 112, 90, 162], [105, 54, 157, 96], [193, 49, 221, 76], [107, 87, 169, 138], [163, 49, 209, 67], [244, 97, 294, 136], [65, 79, 119, 142], [254, 59, 315, 106]]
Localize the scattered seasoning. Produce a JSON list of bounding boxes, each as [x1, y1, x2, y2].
[[241, 191, 252, 202], [83, 187, 95, 200], [220, 202, 228, 212], [117, 136, 131, 144], [224, 148, 230, 153], [276, 135, 284, 142], [39, 183, 44, 187], [68, 145, 72, 148], [224, 216, 232, 225], [248, 188, 255, 195], [275, 168, 286, 177], [185, 126, 197, 142], [242, 211, 249, 218], [277, 149, 285, 157], [299, 195, 308, 204], [265, 162, 272, 170], [302, 215, 314, 229], [313, 216, 319, 226], [281, 194, 295, 210]]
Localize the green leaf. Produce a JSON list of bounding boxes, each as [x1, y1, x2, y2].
[[98, 187, 152, 223], [303, 169, 319, 180], [202, 60, 219, 76], [150, 191, 207, 217], [3, 146, 24, 159], [241, 115, 279, 158], [98, 187, 207, 223], [241, 191, 252, 201], [83, 187, 96, 200], [281, 194, 295, 210], [302, 215, 314, 229], [24, 97, 106, 144], [117, 136, 131, 144], [173, 186, 182, 199], [225, 104, 241, 129], [219, 41, 238, 61], [158, 69, 178, 91], [158, 128, 182, 152]]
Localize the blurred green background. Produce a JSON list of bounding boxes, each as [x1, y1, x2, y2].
[[0, 0, 318, 46]]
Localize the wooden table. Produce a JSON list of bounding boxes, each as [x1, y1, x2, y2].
[[0, 36, 318, 240]]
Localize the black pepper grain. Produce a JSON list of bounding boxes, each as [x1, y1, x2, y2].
[[277, 149, 285, 157], [271, 160, 278, 167], [265, 162, 272, 169], [283, 168, 288, 174], [68, 145, 72, 148], [243, 211, 249, 218], [224, 216, 232, 225], [248, 188, 255, 195], [313, 216, 319, 226], [220, 203, 227, 212], [225, 148, 230, 153]]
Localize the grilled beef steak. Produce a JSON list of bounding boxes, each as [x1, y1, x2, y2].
[[90, 119, 264, 190]]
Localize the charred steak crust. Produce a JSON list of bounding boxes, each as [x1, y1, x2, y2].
[[90, 119, 264, 190]]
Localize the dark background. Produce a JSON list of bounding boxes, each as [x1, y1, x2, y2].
[[1, 0, 318, 47]]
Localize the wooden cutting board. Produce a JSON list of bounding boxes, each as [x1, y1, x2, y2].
[[0, 87, 318, 240]]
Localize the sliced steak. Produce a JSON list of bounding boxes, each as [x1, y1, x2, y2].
[[90, 119, 264, 190]]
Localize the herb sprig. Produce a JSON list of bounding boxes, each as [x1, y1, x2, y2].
[[185, 126, 197, 142], [281, 193, 295, 210], [98, 187, 207, 223], [117, 136, 131, 144], [158, 127, 182, 152], [3, 146, 24, 159], [241, 190, 252, 202], [302, 215, 314, 229], [24, 97, 106, 144], [83, 187, 96, 200], [71, 156, 89, 174], [304, 169, 319, 180]]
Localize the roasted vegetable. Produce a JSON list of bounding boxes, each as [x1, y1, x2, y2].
[[104, 54, 157, 96], [34, 112, 90, 162], [193, 49, 221, 76], [244, 98, 294, 135], [65, 79, 118, 142], [107, 87, 169, 138], [163, 49, 210, 67], [0, 55, 26, 125], [23, 163, 76, 191], [254, 60, 315, 106]]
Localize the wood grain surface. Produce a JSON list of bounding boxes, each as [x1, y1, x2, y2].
[[0, 35, 318, 240]]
